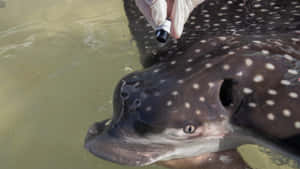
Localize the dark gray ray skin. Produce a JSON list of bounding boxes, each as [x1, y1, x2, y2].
[[85, 0, 300, 167]]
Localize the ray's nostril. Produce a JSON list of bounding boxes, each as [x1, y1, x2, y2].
[[134, 99, 142, 107], [88, 127, 98, 135], [120, 91, 129, 100]]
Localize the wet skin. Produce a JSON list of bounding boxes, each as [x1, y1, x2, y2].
[[85, 0, 300, 168]]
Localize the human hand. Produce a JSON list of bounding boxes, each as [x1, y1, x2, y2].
[[135, 0, 205, 39]]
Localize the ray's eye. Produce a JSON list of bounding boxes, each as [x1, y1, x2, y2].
[[184, 124, 196, 134]]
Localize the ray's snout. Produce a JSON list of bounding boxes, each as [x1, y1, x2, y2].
[[84, 115, 173, 166], [84, 119, 111, 144]]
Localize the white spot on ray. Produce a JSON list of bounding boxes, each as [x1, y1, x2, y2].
[[253, 40, 262, 44], [266, 100, 275, 106], [205, 54, 212, 58], [208, 82, 215, 88], [195, 25, 201, 29], [243, 88, 253, 94], [289, 92, 298, 99], [267, 113, 275, 120], [245, 58, 253, 66], [166, 100, 172, 106], [186, 67, 192, 72], [253, 74, 264, 82], [292, 38, 300, 42], [170, 60, 176, 65], [200, 40, 207, 43], [222, 46, 229, 49], [199, 97, 206, 102], [220, 18, 227, 22], [282, 109, 291, 117], [228, 51, 235, 55], [146, 106, 152, 112], [283, 54, 294, 61], [295, 121, 300, 129], [185, 102, 191, 109], [254, 3, 262, 8], [249, 13, 255, 17], [265, 63, 275, 70], [195, 110, 201, 115], [193, 83, 200, 89], [205, 63, 212, 68], [288, 69, 298, 75], [261, 50, 270, 55], [223, 64, 230, 70], [218, 36, 227, 41], [248, 102, 257, 108], [268, 89, 277, 95], [172, 91, 179, 96], [153, 69, 160, 73], [243, 45, 249, 49], [281, 80, 291, 86], [195, 49, 201, 53], [177, 79, 184, 84], [236, 71, 243, 76]]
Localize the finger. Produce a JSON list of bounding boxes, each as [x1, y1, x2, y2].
[[151, 0, 167, 27], [170, 0, 193, 39], [135, 0, 156, 29], [166, 0, 174, 17], [169, 0, 205, 39], [135, 0, 167, 29]]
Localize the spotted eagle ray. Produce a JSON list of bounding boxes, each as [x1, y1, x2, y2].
[[84, 0, 300, 168]]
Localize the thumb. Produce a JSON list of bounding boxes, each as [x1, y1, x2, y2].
[[151, 0, 168, 27]]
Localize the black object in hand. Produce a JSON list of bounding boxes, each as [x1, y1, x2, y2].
[[155, 29, 169, 43]]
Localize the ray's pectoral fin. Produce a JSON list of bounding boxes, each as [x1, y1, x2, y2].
[[157, 150, 250, 169], [217, 79, 300, 168]]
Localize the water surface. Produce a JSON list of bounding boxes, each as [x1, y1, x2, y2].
[[0, 0, 297, 169], [0, 0, 164, 169]]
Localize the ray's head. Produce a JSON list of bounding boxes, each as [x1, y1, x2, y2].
[[84, 64, 243, 166]]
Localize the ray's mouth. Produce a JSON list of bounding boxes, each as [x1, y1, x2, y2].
[[84, 119, 173, 166]]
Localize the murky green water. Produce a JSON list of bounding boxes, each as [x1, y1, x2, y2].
[[0, 0, 165, 169], [0, 0, 297, 169]]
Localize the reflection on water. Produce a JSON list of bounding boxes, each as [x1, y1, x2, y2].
[[0, 0, 297, 169]]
